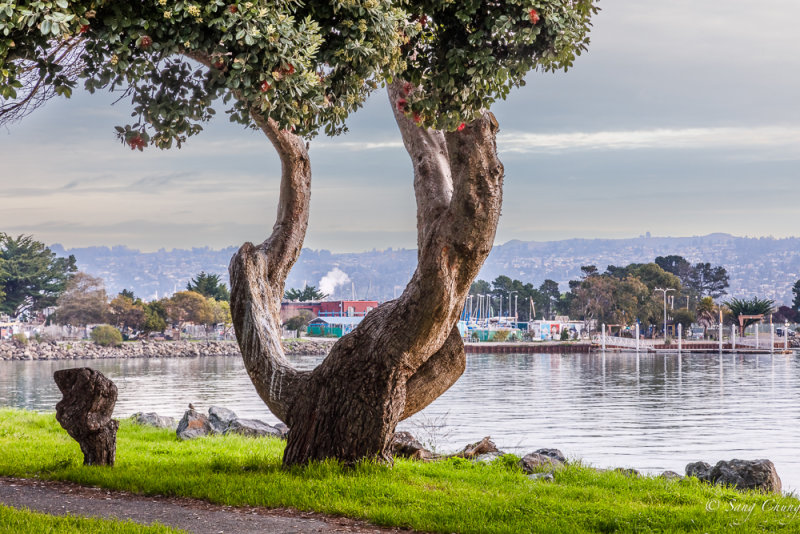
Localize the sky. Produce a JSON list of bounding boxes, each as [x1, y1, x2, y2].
[[1, 0, 799, 252]]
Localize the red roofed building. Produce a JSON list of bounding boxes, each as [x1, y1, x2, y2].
[[280, 300, 378, 323]]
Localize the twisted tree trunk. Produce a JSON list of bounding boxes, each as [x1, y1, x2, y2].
[[230, 82, 504, 465]]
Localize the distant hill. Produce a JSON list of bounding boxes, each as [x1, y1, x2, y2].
[[51, 233, 800, 305]]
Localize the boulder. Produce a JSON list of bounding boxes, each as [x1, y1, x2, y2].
[[390, 431, 437, 461], [176, 407, 213, 440], [452, 436, 498, 459], [208, 406, 238, 434], [533, 448, 567, 465], [131, 412, 176, 430], [519, 453, 564, 473], [528, 472, 554, 482], [274, 422, 290, 439], [686, 461, 711, 479], [686, 459, 781, 493], [660, 470, 684, 481], [224, 418, 283, 438]]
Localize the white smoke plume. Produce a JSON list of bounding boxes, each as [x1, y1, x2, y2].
[[319, 268, 350, 297]]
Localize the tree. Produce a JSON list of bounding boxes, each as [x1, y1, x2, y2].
[[695, 296, 717, 337], [164, 291, 213, 330], [284, 311, 313, 332], [539, 280, 561, 320], [284, 285, 327, 302], [54, 272, 108, 326], [688, 262, 729, 299], [671, 309, 695, 333], [109, 293, 146, 334], [142, 300, 168, 335], [792, 280, 800, 312], [0, 234, 77, 316], [4, 0, 596, 465], [725, 297, 774, 335], [187, 272, 230, 302]]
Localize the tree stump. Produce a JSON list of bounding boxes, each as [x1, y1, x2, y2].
[[54, 368, 119, 466]]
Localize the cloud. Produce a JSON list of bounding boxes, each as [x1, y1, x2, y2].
[[498, 126, 800, 154]]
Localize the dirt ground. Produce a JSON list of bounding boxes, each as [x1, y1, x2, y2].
[[0, 476, 420, 534]]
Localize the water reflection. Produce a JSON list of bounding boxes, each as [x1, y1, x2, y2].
[[1, 352, 799, 490]]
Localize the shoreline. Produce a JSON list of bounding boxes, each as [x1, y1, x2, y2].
[[0, 339, 335, 361]]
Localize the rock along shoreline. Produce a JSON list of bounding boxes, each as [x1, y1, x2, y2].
[[0, 339, 336, 361]]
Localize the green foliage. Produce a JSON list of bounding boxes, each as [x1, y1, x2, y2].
[[284, 311, 313, 331], [398, 0, 597, 130], [11, 333, 27, 346], [2, 0, 404, 141], [559, 327, 569, 341], [1, 409, 797, 534], [793, 280, 800, 312], [726, 297, 775, 330], [90, 324, 123, 346], [493, 328, 510, 342], [656, 255, 729, 299], [186, 271, 229, 302], [109, 293, 146, 332], [164, 291, 213, 326], [671, 308, 695, 332], [0, 504, 183, 534], [0, 233, 77, 316], [284, 285, 327, 302], [142, 300, 168, 334]]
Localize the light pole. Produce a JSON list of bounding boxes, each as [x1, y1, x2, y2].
[[654, 288, 675, 338]]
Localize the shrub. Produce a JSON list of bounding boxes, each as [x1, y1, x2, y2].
[[284, 311, 313, 332], [91, 325, 123, 347], [560, 329, 570, 341], [493, 329, 511, 342], [11, 333, 28, 346]]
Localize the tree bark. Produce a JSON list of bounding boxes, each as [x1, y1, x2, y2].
[[229, 82, 503, 466], [54, 368, 119, 466]]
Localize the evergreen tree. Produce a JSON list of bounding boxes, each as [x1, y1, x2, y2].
[[186, 271, 230, 301]]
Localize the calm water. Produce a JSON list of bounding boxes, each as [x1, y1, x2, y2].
[[2, 352, 799, 490]]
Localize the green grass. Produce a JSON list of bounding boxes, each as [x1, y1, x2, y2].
[[1, 408, 799, 533], [0, 504, 183, 533]]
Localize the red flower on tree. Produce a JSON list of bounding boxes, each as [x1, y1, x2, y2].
[[396, 98, 407, 113], [139, 36, 153, 49], [529, 8, 540, 24], [260, 81, 271, 92], [79, 24, 90, 33], [228, 5, 238, 13], [413, 112, 421, 124], [402, 82, 414, 95], [457, 123, 465, 131]]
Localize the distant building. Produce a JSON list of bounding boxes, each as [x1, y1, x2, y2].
[[280, 300, 378, 323], [307, 317, 364, 338]]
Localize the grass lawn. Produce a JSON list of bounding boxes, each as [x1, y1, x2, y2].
[[1, 408, 798, 533], [0, 504, 183, 533]]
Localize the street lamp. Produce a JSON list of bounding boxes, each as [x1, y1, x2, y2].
[[654, 288, 675, 338]]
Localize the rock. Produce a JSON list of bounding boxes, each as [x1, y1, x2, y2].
[[390, 431, 437, 461], [176, 408, 213, 440], [519, 453, 564, 473], [452, 436, 498, 459], [686, 461, 711, 479], [208, 406, 238, 434], [53, 367, 119, 466], [274, 422, 289, 438], [534, 448, 567, 465], [131, 412, 176, 430], [687, 459, 782, 493], [224, 418, 283, 438], [660, 470, 684, 481], [528, 472, 554, 482]]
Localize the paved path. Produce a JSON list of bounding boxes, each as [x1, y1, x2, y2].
[[0, 477, 416, 534]]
